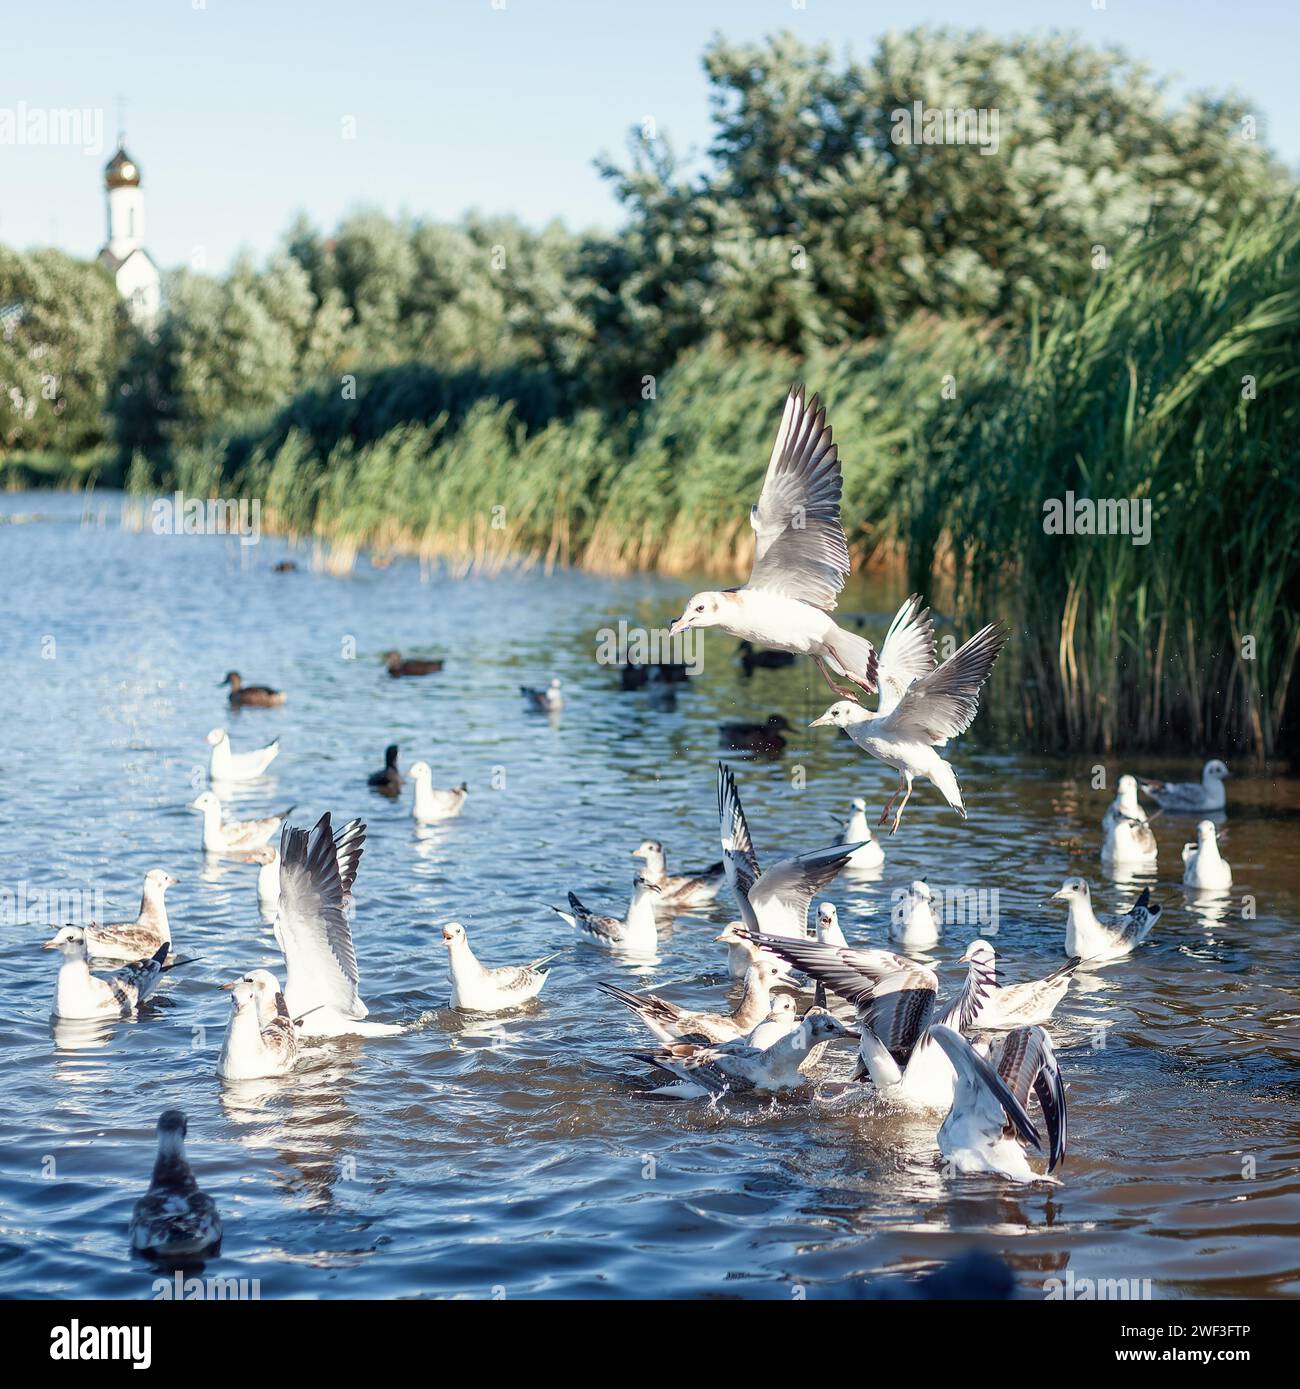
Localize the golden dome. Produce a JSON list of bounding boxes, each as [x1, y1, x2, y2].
[[105, 143, 141, 189]]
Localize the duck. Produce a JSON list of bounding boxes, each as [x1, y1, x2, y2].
[[552, 876, 662, 956], [84, 870, 177, 962], [368, 744, 403, 797], [630, 839, 724, 909], [220, 671, 285, 708], [1048, 879, 1161, 961], [383, 650, 444, 677], [44, 929, 175, 1020], [272, 560, 297, 573], [1182, 820, 1233, 889], [189, 791, 291, 855], [441, 922, 556, 1013], [216, 970, 299, 1080], [890, 880, 940, 949], [1139, 759, 1229, 813], [719, 714, 790, 756], [836, 797, 885, 869], [599, 958, 788, 1045], [128, 1111, 223, 1260], [737, 640, 796, 675], [522, 678, 563, 711], [409, 762, 468, 821], [206, 727, 279, 782]]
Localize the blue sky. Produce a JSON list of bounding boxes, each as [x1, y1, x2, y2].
[[4, 0, 1297, 272]]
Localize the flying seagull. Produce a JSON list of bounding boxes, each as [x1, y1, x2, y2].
[[668, 385, 879, 699]]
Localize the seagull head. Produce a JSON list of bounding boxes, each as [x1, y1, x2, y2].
[[909, 880, 932, 904], [815, 902, 838, 931], [850, 797, 867, 813], [1049, 878, 1089, 905], [205, 728, 228, 748], [247, 845, 277, 866], [801, 1008, 860, 1043], [631, 840, 663, 861], [714, 922, 751, 947], [407, 760, 432, 783], [632, 874, 664, 896], [809, 700, 868, 729], [767, 995, 798, 1021], [441, 922, 467, 947], [145, 869, 178, 892], [43, 925, 87, 956], [1196, 819, 1219, 844], [156, 1109, 189, 1154], [1204, 759, 1230, 782], [220, 969, 280, 1003], [961, 939, 996, 967], [189, 791, 220, 814], [1116, 773, 1138, 797], [222, 978, 260, 1013], [669, 592, 725, 636]]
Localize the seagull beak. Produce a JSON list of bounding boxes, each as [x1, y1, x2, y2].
[[667, 614, 690, 638], [218, 980, 237, 990], [41, 939, 59, 950], [1045, 889, 1066, 903], [808, 713, 834, 728]]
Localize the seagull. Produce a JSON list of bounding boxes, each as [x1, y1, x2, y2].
[[737, 931, 993, 1111], [44, 929, 174, 1020], [631, 1008, 860, 1097], [84, 869, 177, 962], [810, 607, 1007, 833], [368, 744, 403, 797], [383, 650, 443, 677], [836, 798, 885, 869], [274, 812, 402, 1036], [441, 921, 556, 1012], [522, 678, 563, 710], [599, 958, 787, 1044], [206, 727, 279, 782], [815, 901, 848, 947], [956, 940, 1079, 1029], [220, 671, 285, 708], [216, 970, 299, 1080], [1140, 759, 1229, 813], [891, 880, 940, 948], [552, 876, 662, 956], [1103, 814, 1158, 866], [189, 791, 290, 854], [243, 845, 280, 912], [744, 994, 801, 1050], [929, 1025, 1067, 1183], [409, 763, 468, 822], [631, 840, 724, 909], [717, 762, 860, 941], [667, 385, 879, 699], [1183, 820, 1233, 889], [128, 1111, 222, 1260], [1101, 774, 1149, 832], [1048, 879, 1161, 961]]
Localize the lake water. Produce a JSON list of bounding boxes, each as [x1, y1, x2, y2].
[[2, 490, 1298, 1299]]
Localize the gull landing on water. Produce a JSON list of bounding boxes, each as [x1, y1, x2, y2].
[[668, 385, 879, 700], [206, 727, 279, 782], [441, 922, 556, 1013], [599, 958, 787, 1045], [409, 762, 468, 822], [84, 869, 176, 962], [44, 928, 178, 1020], [930, 1025, 1067, 1184], [631, 839, 724, 909], [552, 876, 662, 956], [128, 1111, 222, 1261], [1140, 759, 1229, 814], [1049, 879, 1161, 962], [189, 791, 292, 855], [1183, 820, 1232, 889]]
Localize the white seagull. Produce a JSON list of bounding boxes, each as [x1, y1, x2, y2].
[[631, 839, 725, 909], [815, 901, 848, 947], [216, 969, 299, 1080], [715, 921, 765, 980], [929, 1025, 1067, 1183], [552, 876, 662, 956], [598, 958, 787, 1044], [1103, 814, 1159, 866], [128, 1111, 223, 1260], [274, 812, 401, 1037], [667, 385, 879, 699], [44, 928, 174, 1020], [836, 798, 885, 869], [409, 763, 469, 822], [1140, 759, 1229, 813], [809, 603, 1008, 833], [891, 879, 940, 948], [1048, 879, 1161, 961], [84, 869, 177, 962], [245, 845, 281, 912], [522, 678, 563, 710], [1101, 774, 1149, 832], [718, 762, 860, 941], [206, 727, 280, 782], [441, 921, 556, 1012], [1183, 820, 1232, 889], [189, 791, 290, 855], [744, 994, 801, 1050], [955, 940, 1079, 1030]]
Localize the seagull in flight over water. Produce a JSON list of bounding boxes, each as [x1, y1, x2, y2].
[[668, 385, 879, 700]]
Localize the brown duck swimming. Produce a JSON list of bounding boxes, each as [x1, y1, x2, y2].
[[221, 672, 285, 708], [719, 714, 791, 756], [383, 650, 444, 677]]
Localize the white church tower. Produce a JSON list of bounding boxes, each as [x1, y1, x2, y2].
[[98, 137, 162, 326]]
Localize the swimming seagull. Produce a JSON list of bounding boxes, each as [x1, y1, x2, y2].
[[216, 970, 299, 1080], [206, 727, 279, 782], [598, 958, 787, 1044], [631, 1008, 860, 1097], [128, 1111, 223, 1260], [1139, 759, 1229, 813], [744, 994, 801, 1050], [220, 671, 285, 708], [44, 929, 175, 1020], [1182, 820, 1232, 889], [955, 940, 1079, 1030], [522, 678, 563, 710], [1102, 814, 1158, 866], [631, 839, 724, 909], [189, 791, 291, 855], [891, 880, 940, 948], [274, 812, 402, 1036], [551, 876, 662, 956], [717, 762, 860, 940], [929, 1025, 1067, 1183], [84, 870, 177, 962], [1101, 774, 1149, 833], [244, 846, 280, 912], [409, 763, 468, 822], [836, 798, 885, 869], [667, 385, 879, 699], [1048, 879, 1161, 961], [441, 921, 557, 1012]]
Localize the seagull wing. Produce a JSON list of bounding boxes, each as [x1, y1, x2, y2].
[[718, 764, 762, 930], [332, 816, 366, 906], [930, 1026, 1042, 1152], [996, 1026, 1066, 1170], [875, 594, 937, 716], [933, 958, 994, 1034], [744, 385, 849, 612], [862, 969, 940, 1067], [748, 841, 859, 937], [739, 930, 926, 1010], [276, 812, 366, 1019], [878, 621, 1008, 744]]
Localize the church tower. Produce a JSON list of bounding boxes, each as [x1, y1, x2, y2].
[[98, 136, 161, 326]]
